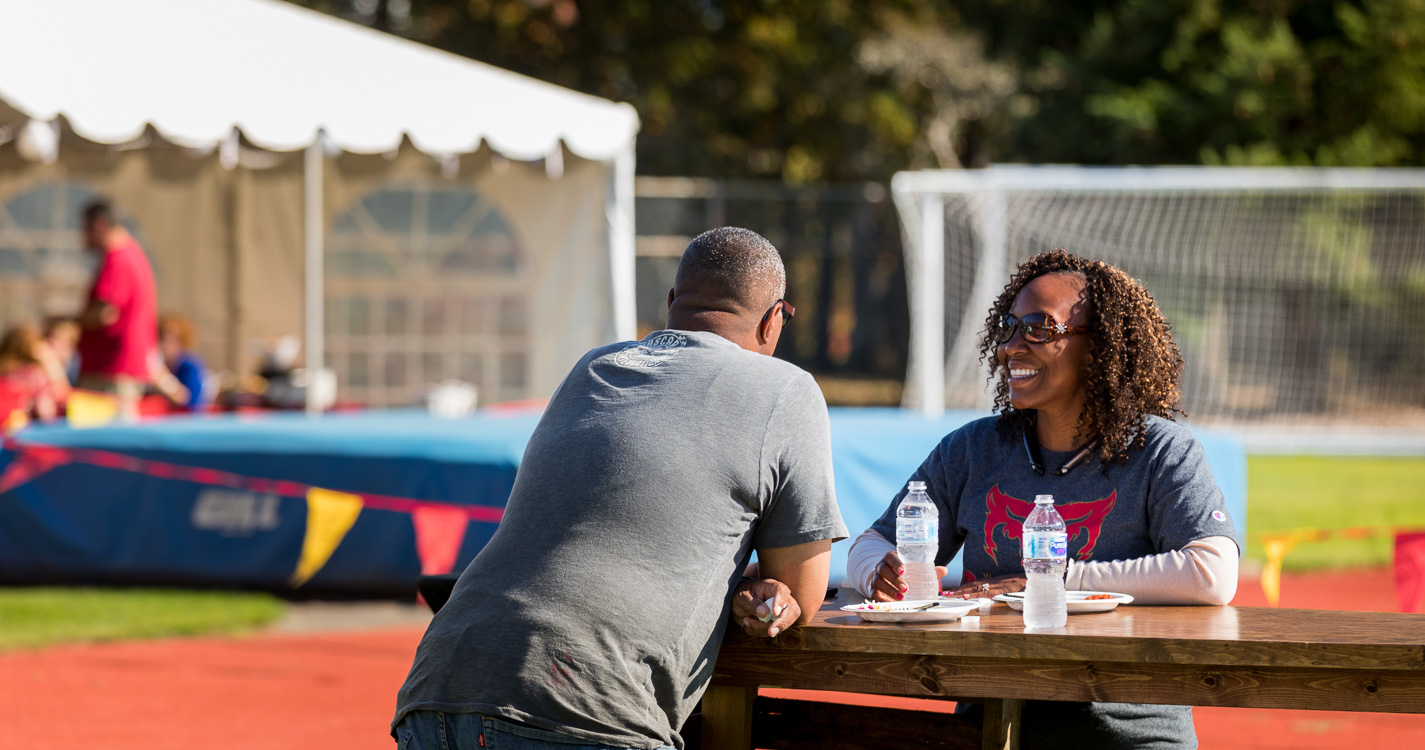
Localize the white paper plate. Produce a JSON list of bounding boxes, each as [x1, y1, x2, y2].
[[840, 599, 981, 623], [993, 591, 1134, 613]]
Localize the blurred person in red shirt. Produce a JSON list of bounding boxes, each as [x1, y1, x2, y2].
[[75, 200, 157, 419]]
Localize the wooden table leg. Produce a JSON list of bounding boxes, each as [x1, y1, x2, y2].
[[701, 685, 755, 750], [981, 698, 1023, 750]]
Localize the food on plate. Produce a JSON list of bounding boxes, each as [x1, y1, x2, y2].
[[1084, 594, 1115, 600]]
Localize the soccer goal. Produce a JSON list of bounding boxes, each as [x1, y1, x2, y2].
[[892, 166, 1425, 432]]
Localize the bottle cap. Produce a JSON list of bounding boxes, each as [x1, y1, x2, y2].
[[908, 481, 927, 492], [1035, 494, 1054, 504]]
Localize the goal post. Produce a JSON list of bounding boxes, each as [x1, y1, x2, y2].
[[892, 166, 1425, 429]]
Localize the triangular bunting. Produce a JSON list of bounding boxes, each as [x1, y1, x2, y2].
[[290, 487, 364, 587], [1259, 537, 1298, 607], [0, 444, 72, 495], [412, 505, 470, 576], [1394, 531, 1425, 613]]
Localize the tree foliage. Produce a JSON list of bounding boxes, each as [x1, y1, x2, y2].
[[960, 0, 1425, 166], [293, 0, 1003, 180], [293, 0, 1425, 176]]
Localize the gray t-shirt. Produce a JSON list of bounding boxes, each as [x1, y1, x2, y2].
[[870, 414, 1237, 750], [394, 330, 847, 749]]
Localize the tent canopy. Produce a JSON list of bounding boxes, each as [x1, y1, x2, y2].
[[0, 0, 639, 161]]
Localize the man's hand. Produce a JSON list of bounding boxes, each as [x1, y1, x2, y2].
[[731, 578, 801, 638], [869, 551, 948, 602]]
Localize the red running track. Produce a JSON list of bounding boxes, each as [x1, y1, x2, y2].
[[1, 570, 1420, 750]]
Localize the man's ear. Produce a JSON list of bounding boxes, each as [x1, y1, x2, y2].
[[667, 288, 675, 312], [756, 308, 776, 346]]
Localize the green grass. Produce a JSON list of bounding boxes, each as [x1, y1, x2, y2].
[[1245, 456, 1425, 571], [0, 587, 288, 652]]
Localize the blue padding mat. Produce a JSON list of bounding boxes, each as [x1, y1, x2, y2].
[[0, 408, 1245, 594]]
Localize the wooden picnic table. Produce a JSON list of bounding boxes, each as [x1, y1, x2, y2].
[[700, 590, 1425, 750]]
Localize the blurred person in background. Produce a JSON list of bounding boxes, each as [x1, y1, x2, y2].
[[0, 323, 62, 425], [42, 317, 81, 387], [847, 250, 1238, 749], [157, 313, 208, 412], [76, 200, 157, 420]]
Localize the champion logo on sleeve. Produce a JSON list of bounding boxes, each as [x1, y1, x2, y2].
[[1212, 510, 1226, 522]]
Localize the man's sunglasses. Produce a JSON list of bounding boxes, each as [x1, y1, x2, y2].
[[763, 299, 795, 326], [996, 312, 1089, 344]]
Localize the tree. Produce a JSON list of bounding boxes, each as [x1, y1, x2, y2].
[[290, 0, 1011, 181], [958, 0, 1425, 166]]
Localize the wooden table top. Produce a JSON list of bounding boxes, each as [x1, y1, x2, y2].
[[725, 591, 1425, 672]]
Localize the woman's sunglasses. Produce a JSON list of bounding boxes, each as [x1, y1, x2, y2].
[[996, 312, 1090, 344]]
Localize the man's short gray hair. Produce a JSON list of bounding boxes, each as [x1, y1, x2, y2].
[[675, 227, 786, 311]]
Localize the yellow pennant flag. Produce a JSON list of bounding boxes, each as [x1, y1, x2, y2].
[[290, 487, 364, 587], [67, 390, 119, 429], [1259, 536, 1300, 607]]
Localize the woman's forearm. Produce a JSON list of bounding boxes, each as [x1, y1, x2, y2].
[[846, 529, 896, 598], [1064, 535, 1239, 605]]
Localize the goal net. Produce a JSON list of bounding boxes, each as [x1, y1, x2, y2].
[[893, 167, 1425, 430]]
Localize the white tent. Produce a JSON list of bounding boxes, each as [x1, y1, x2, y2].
[[0, 0, 640, 410]]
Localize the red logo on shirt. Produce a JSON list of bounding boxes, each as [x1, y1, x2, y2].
[[982, 485, 1117, 566]]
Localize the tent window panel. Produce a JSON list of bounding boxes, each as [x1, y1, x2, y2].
[[498, 297, 526, 336], [326, 183, 530, 407], [499, 351, 527, 391], [360, 191, 414, 235], [461, 296, 486, 333], [0, 248, 31, 275], [348, 352, 370, 387], [460, 354, 484, 386], [383, 352, 407, 390], [385, 299, 409, 336], [426, 190, 479, 236], [422, 297, 452, 336], [7, 187, 54, 231], [422, 353, 446, 382], [348, 297, 372, 336], [324, 297, 346, 335]]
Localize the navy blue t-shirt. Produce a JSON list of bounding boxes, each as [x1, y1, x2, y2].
[[870, 414, 1237, 749]]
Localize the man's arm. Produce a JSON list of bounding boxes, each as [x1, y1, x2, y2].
[[730, 538, 832, 637], [77, 299, 118, 329]]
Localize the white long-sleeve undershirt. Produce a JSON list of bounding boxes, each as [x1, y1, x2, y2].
[[846, 529, 1238, 605]]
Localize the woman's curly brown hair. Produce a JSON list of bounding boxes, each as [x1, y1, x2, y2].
[[976, 250, 1185, 465]]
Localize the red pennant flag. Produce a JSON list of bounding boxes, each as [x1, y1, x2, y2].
[[0, 443, 72, 495], [1394, 532, 1425, 614], [412, 505, 470, 576]]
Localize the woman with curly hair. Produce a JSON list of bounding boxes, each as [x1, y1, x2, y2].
[[847, 249, 1238, 748]]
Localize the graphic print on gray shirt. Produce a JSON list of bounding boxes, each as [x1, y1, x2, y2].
[[394, 330, 847, 749], [869, 414, 1237, 750]]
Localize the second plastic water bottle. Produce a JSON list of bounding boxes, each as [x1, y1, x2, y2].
[[895, 481, 940, 600], [1021, 494, 1068, 628]]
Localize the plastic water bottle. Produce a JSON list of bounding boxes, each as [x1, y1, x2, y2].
[[1021, 494, 1068, 628], [895, 481, 940, 600]]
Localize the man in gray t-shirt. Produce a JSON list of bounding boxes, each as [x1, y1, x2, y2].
[[393, 228, 847, 750]]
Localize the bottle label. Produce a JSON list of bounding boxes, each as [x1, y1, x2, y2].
[[1022, 531, 1067, 559], [896, 518, 936, 544]]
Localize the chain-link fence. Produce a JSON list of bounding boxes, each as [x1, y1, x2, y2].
[[636, 178, 908, 402]]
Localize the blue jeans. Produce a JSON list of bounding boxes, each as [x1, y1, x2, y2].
[[395, 710, 676, 750]]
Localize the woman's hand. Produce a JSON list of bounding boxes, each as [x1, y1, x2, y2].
[[944, 574, 1026, 600], [869, 551, 948, 602]]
